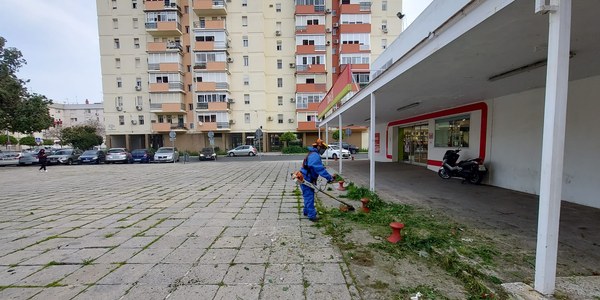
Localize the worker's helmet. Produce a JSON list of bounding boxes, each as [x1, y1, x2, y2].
[[312, 138, 329, 149]]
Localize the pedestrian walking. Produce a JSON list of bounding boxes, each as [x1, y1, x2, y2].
[[38, 149, 48, 172], [299, 138, 335, 222]]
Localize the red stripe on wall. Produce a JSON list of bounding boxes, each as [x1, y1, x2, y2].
[[385, 102, 488, 163]]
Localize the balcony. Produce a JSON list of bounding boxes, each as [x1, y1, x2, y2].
[[193, 0, 227, 16], [296, 44, 327, 54], [149, 103, 186, 113], [339, 3, 371, 14], [339, 43, 371, 54], [195, 82, 229, 92], [149, 82, 184, 93], [145, 21, 182, 36], [147, 41, 182, 52], [195, 102, 230, 111], [151, 122, 188, 132], [297, 121, 317, 131], [339, 23, 371, 33], [144, 0, 180, 11], [195, 121, 230, 132], [192, 20, 226, 30], [193, 61, 228, 71], [296, 64, 326, 74], [295, 24, 326, 34], [295, 5, 326, 15], [148, 63, 183, 72], [296, 83, 327, 93], [194, 40, 229, 51], [296, 102, 320, 111]]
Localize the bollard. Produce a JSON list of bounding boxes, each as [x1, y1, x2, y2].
[[360, 198, 370, 213], [337, 180, 346, 191], [387, 222, 405, 243]]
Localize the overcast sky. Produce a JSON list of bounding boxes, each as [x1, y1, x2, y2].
[[0, 0, 432, 105]]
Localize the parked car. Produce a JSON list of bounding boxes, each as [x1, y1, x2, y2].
[[154, 147, 179, 163], [18, 151, 39, 165], [105, 148, 132, 164], [227, 145, 257, 157], [47, 148, 83, 165], [321, 145, 351, 159], [199, 147, 217, 161], [0, 151, 20, 167], [78, 150, 106, 164], [131, 149, 154, 163], [341, 142, 359, 154]]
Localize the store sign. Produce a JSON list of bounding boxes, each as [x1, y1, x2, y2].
[[375, 132, 380, 153]]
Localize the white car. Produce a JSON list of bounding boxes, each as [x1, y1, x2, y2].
[[321, 145, 351, 159], [154, 147, 179, 163]]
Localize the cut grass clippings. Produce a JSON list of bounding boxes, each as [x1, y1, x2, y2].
[[315, 183, 509, 299]]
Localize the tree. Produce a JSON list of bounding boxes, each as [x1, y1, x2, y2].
[[279, 131, 297, 148], [0, 134, 18, 147], [332, 129, 346, 141], [19, 135, 36, 147], [61, 125, 103, 150], [0, 36, 53, 134]]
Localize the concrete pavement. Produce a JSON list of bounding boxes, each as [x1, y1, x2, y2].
[[0, 161, 359, 299]]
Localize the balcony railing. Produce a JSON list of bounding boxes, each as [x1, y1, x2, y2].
[[216, 122, 229, 129], [197, 102, 209, 109]]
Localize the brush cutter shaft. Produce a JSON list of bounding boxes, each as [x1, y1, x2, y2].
[[291, 173, 355, 210]]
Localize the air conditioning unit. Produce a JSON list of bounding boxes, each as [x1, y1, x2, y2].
[[333, 23, 339, 28], [131, 120, 137, 125], [228, 98, 235, 103], [116, 106, 123, 111], [136, 105, 143, 111], [288, 118, 294, 123], [227, 57, 233, 63], [289, 63, 296, 68], [135, 86, 141, 91], [229, 120, 235, 124], [326, 28, 331, 33], [325, 9, 331, 14], [267, 116, 273, 121], [198, 121, 203, 126], [334, 39, 339, 44], [382, 28, 388, 33], [290, 98, 296, 103], [275, 30, 281, 36]]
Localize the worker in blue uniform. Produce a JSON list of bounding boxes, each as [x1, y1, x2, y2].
[[300, 138, 335, 222]]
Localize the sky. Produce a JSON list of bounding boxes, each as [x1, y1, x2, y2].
[[0, 0, 432, 105]]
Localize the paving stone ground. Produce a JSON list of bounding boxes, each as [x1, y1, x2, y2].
[[0, 161, 359, 300]]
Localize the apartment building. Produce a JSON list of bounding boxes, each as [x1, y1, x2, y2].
[[96, 0, 401, 152]]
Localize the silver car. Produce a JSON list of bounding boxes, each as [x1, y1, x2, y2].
[[0, 151, 20, 167], [105, 148, 132, 164], [47, 149, 83, 165], [154, 147, 179, 163], [227, 145, 257, 157]]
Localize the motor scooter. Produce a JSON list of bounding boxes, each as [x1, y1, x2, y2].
[[437, 149, 487, 184]]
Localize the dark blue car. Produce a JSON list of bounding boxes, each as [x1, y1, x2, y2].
[[131, 149, 154, 163], [78, 150, 106, 164]]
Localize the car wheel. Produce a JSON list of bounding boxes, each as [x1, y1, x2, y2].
[[67, 159, 73, 165], [228, 152, 234, 157], [249, 152, 255, 156], [332, 154, 338, 159]]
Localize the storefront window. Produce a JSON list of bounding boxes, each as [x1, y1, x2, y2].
[[434, 115, 470, 147]]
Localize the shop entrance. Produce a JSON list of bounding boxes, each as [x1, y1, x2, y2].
[[399, 124, 428, 165]]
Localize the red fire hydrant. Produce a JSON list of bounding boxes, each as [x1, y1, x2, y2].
[[337, 180, 346, 191], [387, 222, 405, 243]]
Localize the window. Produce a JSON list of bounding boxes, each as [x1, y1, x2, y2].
[[382, 0, 387, 11], [138, 115, 144, 125], [70, 118, 78, 122], [116, 77, 122, 88], [242, 16, 248, 27], [135, 57, 141, 68], [278, 114, 283, 124], [242, 36, 248, 47], [115, 58, 121, 68], [158, 115, 164, 123], [133, 18, 138, 29], [382, 39, 387, 49], [134, 38, 140, 48], [132, 0, 138, 9], [136, 95, 143, 105], [184, 5, 189, 13], [244, 94, 250, 104], [186, 45, 190, 53], [277, 59, 282, 69], [115, 96, 123, 107], [276, 3, 281, 12], [242, 0, 247, 6], [277, 78, 283, 88], [119, 115, 124, 125], [278, 96, 283, 106], [185, 25, 189, 33], [434, 115, 470, 147], [188, 103, 193, 110], [114, 38, 120, 49], [136, 77, 142, 88], [243, 75, 249, 85], [244, 113, 250, 123], [243, 56, 249, 66], [188, 84, 192, 92], [276, 40, 282, 51], [112, 0, 117, 9], [113, 18, 118, 29]]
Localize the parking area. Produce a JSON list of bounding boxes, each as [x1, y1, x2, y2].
[[0, 160, 360, 299]]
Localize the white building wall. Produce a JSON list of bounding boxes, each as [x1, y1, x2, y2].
[[489, 75, 600, 208]]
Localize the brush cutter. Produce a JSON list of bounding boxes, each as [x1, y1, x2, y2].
[[291, 172, 356, 211]]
